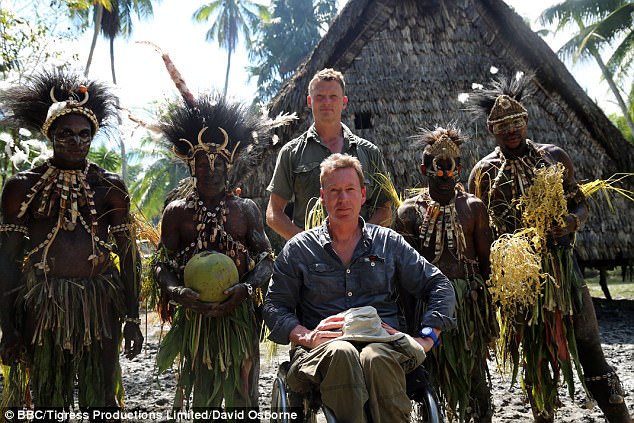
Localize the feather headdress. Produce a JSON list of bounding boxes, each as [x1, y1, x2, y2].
[[417, 124, 465, 160], [467, 72, 535, 125], [0, 68, 119, 141]]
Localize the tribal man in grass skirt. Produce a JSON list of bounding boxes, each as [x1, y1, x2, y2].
[[395, 125, 498, 422], [0, 69, 143, 409], [149, 89, 278, 413], [467, 73, 631, 423]]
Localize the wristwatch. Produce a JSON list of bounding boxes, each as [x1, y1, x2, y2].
[[420, 327, 440, 347]]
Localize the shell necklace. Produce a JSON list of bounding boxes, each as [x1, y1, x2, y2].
[[18, 160, 111, 272]]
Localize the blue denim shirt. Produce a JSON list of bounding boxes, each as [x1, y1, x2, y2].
[[263, 219, 456, 344]]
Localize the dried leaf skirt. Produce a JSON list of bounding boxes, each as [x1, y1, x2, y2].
[[6, 267, 125, 408]]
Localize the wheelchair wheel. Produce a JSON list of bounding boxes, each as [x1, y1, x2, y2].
[[271, 373, 291, 423], [270, 362, 319, 423], [410, 388, 443, 423], [407, 367, 444, 423]]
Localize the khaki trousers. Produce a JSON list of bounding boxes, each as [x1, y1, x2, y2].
[[287, 336, 426, 423]]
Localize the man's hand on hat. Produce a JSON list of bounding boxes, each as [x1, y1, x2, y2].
[[291, 315, 344, 349], [309, 315, 344, 347]]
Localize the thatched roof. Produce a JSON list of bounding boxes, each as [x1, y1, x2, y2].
[[243, 0, 634, 264]]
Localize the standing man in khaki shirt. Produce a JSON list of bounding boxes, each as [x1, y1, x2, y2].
[[266, 68, 392, 240]]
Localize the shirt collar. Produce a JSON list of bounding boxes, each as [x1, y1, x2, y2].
[[307, 123, 358, 149], [317, 216, 371, 250]]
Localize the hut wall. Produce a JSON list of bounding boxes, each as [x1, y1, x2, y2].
[[244, 0, 634, 262]]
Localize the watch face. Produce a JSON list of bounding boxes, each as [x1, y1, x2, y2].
[[422, 327, 433, 336]]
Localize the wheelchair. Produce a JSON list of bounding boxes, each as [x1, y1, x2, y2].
[[269, 358, 444, 423]]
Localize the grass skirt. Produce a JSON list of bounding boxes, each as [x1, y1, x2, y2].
[[156, 302, 258, 410], [498, 246, 587, 417], [425, 276, 498, 422], [2, 268, 125, 408]]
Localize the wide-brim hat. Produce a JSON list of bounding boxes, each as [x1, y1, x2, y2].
[[325, 306, 405, 344]]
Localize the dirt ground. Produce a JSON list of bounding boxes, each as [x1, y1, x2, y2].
[[1, 297, 632, 422], [115, 297, 634, 422]]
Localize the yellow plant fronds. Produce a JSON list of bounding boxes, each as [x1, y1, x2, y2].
[[305, 197, 325, 230], [133, 213, 160, 248], [580, 173, 634, 209], [487, 229, 545, 315], [517, 164, 567, 251], [372, 172, 402, 209]]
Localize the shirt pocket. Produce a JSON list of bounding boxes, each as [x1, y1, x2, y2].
[[293, 161, 321, 196], [305, 262, 345, 303], [355, 256, 393, 297]]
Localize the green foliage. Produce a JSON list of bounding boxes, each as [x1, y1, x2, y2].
[[247, 0, 338, 103], [88, 143, 122, 172], [539, 1, 634, 137], [0, 4, 78, 78], [0, 129, 51, 187], [193, 0, 270, 96], [127, 133, 189, 223], [609, 113, 634, 142], [585, 268, 634, 299]]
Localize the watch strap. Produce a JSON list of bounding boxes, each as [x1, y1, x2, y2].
[[420, 327, 440, 347]]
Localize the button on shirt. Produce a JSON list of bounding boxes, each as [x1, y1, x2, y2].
[[263, 219, 456, 345]]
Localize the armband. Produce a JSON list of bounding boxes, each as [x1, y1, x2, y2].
[[124, 316, 141, 325], [0, 223, 29, 236], [109, 223, 132, 235], [243, 283, 254, 297]]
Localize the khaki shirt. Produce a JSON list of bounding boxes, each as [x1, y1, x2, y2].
[[267, 123, 390, 229]]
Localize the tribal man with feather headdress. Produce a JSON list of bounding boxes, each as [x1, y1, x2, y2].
[[143, 43, 286, 413], [395, 125, 497, 422], [467, 72, 631, 423], [0, 69, 143, 409]]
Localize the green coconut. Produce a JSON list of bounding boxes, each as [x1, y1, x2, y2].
[[183, 251, 239, 302]]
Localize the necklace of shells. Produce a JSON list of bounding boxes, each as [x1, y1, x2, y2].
[[491, 139, 545, 198], [173, 190, 254, 272], [416, 188, 468, 264], [18, 160, 112, 273]]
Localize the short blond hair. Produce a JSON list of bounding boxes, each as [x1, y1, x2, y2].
[[320, 153, 364, 188], [308, 68, 345, 95]]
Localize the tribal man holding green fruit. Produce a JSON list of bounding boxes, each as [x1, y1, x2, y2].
[[151, 93, 275, 411], [467, 72, 631, 423]]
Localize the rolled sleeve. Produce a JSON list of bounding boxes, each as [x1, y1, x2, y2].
[[267, 144, 294, 201]]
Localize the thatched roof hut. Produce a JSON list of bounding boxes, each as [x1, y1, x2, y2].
[[243, 0, 634, 265]]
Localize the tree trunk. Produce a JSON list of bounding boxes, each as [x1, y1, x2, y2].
[[119, 139, 128, 184], [591, 47, 634, 139], [223, 49, 232, 97], [85, 4, 104, 77], [110, 37, 117, 84]]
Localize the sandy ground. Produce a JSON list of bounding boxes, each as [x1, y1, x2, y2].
[[1, 297, 632, 422]]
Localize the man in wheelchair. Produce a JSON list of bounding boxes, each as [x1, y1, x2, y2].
[[263, 153, 456, 423]]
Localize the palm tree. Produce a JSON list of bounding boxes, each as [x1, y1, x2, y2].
[[539, 1, 634, 138], [82, 0, 157, 81], [83, 0, 112, 77], [192, 0, 270, 96], [76, 0, 157, 182], [247, 0, 337, 103]]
